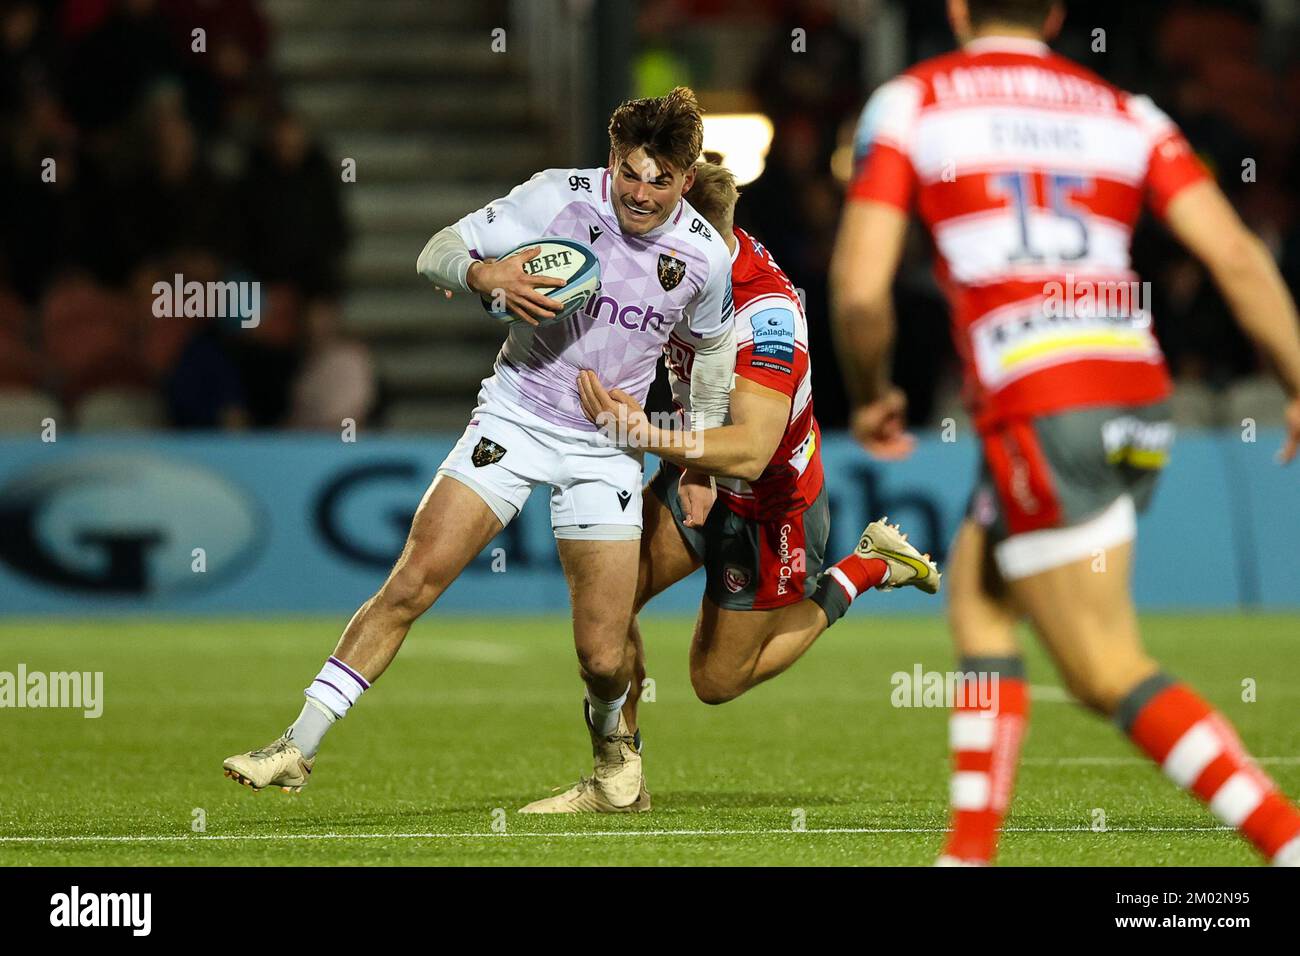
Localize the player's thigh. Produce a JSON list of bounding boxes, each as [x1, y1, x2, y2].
[[689, 596, 778, 684], [393, 407, 540, 601], [635, 468, 704, 610], [946, 518, 1020, 658], [383, 473, 506, 602], [1007, 540, 1157, 713], [550, 439, 644, 634], [556, 536, 641, 658], [979, 403, 1171, 709]]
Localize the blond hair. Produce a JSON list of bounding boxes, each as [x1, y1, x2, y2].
[[688, 153, 739, 235]]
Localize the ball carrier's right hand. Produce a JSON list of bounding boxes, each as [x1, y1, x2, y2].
[[467, 247, 566, 326]]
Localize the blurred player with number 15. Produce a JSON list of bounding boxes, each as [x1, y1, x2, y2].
[[832, 0, 1300, 865]]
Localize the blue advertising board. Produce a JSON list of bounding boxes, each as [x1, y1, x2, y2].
[[0, 430, 1293, 614]]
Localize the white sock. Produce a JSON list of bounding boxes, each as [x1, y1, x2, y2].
[[1276, 834, 1300, 867], [303, 656, 370, 719], [285, 698, 335, 758], [586, 682, 630, 736]]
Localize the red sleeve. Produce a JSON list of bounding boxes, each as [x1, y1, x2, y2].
[[1145, 131, 1211, 220], [735, 342, 805, 397], [847, 141, 917, 212]]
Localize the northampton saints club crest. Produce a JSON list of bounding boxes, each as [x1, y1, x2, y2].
[[657, 253, 686, 291], [471, 438, 507, 467]]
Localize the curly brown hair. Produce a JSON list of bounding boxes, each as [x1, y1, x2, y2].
[[607, 86, 704, 177]]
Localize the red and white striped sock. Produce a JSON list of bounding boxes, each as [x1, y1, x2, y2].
[[810, 553, 889, 627], [1122, 677, 1300, 865], [827, 553, 889, 600], [942, 658, 1029, 864]]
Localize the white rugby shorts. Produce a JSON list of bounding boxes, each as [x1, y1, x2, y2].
[[437, 386, 644, 538]]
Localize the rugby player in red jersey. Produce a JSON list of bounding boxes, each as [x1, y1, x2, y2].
[[832, 0, 1300, 864], [551, 160, 939, 812]]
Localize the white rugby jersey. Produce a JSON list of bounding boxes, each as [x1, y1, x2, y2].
[[453, 167, 735, 432]]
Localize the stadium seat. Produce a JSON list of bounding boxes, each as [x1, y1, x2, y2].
[[0, 328, 42, 391], [0, 388, 61, 434], [1168, 380, 1219, 428], [75, 387, 167, 431], [1225, 375, 1288, 428], [927, 375, 972, 438], [41, 278, 150, 401]]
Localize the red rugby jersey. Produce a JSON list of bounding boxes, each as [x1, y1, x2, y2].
[[664, 226, 824, 520], [848, 36, 1209, 430]]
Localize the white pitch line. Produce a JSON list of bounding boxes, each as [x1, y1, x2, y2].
[[0, 825, 1234, 844], [1022, 756, 1300, 766]]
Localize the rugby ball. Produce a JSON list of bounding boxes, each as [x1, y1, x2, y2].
[[482, 237, 600, 326]]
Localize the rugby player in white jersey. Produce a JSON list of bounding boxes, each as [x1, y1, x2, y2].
[[223, 88, 736, 813]]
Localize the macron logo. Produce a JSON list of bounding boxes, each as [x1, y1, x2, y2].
[[50, 886, 152, 937]]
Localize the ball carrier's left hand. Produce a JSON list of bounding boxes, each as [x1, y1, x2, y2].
[[466, 248, 566, 326]]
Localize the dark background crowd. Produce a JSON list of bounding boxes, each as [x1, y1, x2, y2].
[[639, 0, 1300, 428], [1, 0, 1297, 432], [0, 0, 350, 430]]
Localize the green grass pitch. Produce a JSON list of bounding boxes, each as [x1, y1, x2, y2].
[[2, 613, 1297, 866]]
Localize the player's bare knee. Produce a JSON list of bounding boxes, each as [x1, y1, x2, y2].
[[690, 663, 742, 705], [379, 560, 448, 622], [1061, 672, 1109, 714], [948, 600, 1014, 657], [576, 643, 626, 685], [692, 679, 740, 706], [1086, 659, 1161, 717], [1058, 658, 1144, 716]]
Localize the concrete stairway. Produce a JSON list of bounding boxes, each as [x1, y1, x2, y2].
[[263, 0, 559, 430]]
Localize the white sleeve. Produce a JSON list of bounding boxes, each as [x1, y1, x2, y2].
[[852, 76, 923, 164], [415, 226, 476, 292], [686, 323, 736, 430], [681, 252, 734, 339], [450, 169, 570, 259]]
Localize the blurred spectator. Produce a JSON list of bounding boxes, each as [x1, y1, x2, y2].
[[119, 104, 233, 266], [40, 274, 149, 402], [0, 0, 362, 433], [288, 301, 377, 431], [60, 0, 189, 133], [0, 272, 41, 392], [1, 0, 57, 127], [163, 318, 248, 428], [750, 0, 861, 157], [226, 281, 304, 427], [237, 109, 348, 299], [160, 0, 273, 139]]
